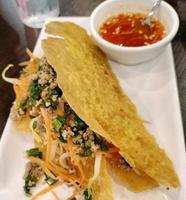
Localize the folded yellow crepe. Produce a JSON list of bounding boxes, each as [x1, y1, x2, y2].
[[42, 21, 180, 189]]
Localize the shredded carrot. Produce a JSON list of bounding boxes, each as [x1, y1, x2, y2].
[[27, 156, 56, 178], [31, 181, 63, 200], [24, 60, 39, 76], [39, 109, 78, 182], [48, 161, 79, 182], [48, 161, 68, 174], [51, 191, 60, 200], [67, 139, 85, 183], [56, 100, 64, 116], [28, 156, 79, 183]]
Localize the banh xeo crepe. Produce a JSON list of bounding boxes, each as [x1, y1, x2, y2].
[[3, 21, 179, 199], [42, 21, 179, 188]]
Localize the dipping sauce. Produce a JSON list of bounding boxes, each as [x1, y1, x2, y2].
[[99, 13, 166, 47]]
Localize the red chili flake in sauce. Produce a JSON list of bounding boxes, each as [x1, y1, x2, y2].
[[99, 13, 166, 47]]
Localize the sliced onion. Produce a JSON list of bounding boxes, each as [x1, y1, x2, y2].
[[87, 154, 102, 196], [50, 140, 58, 161], [59, 152, 70, 169], [2, 64, 19, 84], [30, 118, 42, 144], [58, 143, 64, 155]]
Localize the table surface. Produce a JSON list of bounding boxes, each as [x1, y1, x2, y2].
[[0, 0, 185, 139]]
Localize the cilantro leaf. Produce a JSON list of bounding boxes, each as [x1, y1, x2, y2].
[[28, 80, 42, 106], [84, 189, 92, 200], [26, 148, 42, 158], [24, 175, 37, 195], [53, 116, 66, 132], [79, 148, 92, 157]]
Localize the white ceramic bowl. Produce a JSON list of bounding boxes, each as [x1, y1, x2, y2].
[[90, 0, 179, 65]]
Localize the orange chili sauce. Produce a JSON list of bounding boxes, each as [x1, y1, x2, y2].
[[99, 13, 166, 47]]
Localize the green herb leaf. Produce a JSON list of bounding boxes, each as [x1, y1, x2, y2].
[[19, 98, 28, 111], [59, 133, 67, 143], [50, 100, 58, 110], [45, 176, 57, 185], [27, 97, 37, 106], [100, 143, 109, 151], [53, 116, 66, 132], [84, 189, 92, 200], [24, 175, 37, 195], [28, 80, 42, 106], [94, 134, 102, 145], [85, 140, 92, 148], [26, 148, 42, 158], [53, 118, 62, 132], [80, 148, 92, 157], [72, 134, 82, 144], [32, 120, 37, 130], [66, 109, 87, 130], [44, 87, 62, 110], [48, 88, 57, 96], [74, 114, 86, 130], [43, 98, 58, 110]]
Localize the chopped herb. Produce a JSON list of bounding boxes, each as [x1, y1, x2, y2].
[[53, 116, 66, 132], [48, 87, 62, 97], [94, 134, 102, 145], [27, 97, 37, 106], [55, 86, 63, 96], [59, 133, 67, 143], [38, 64, 43, 71], [80, 148, 92, 157], [53, 118, 62, 132], [72, 134, 82, 144], [26, 148, 42, 158], [28, 80, 42, 106], [85, 140, 92, 148], [45, 175, 57, 185], [43, 97, 58, 110], [64, 102, 71, 113], [24, 175, 37, 195], [19, 98, 28, 111], [84, 189, 92, 200], [43, 87, 62, 110], [32, 120, 37, 130], [48, 88, 57, 96], [100, 143, 109, 151], [64, 107, 87, 130], [50, 100, 58, 110], [73, 114, 86, 130]]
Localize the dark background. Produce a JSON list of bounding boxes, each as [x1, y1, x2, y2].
[[0, 0, 185, 139]]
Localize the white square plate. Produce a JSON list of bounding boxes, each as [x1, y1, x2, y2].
[[0, 17, 186, 200]]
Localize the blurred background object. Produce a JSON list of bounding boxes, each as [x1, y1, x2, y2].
[[16, 0, 59, 28]]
